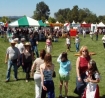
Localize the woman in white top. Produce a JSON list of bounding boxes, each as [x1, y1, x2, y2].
[[31, 49, 46, 98], [102, 35, 105, 49], [66, 34, 71, 52]]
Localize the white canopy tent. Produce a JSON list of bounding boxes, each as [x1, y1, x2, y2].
[[97, 22, 105, 27], [9, 16, 40, 27], [45, 20, 49, 24], [72, 20, 76, 24], [82, 21, 86, 24]]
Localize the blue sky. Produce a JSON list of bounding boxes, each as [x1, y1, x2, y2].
[[1, 0, 105, 17]]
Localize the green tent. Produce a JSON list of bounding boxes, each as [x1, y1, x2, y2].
[[9, 16, 40, 27], [38, 20, 49, 27]]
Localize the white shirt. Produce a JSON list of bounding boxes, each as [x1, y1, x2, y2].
[[83, 30, 86, 35], [102, 37, 105, 43], [18, 43, 25, 54], [75, 38, 80, 43], [66, 38, 70, 44]]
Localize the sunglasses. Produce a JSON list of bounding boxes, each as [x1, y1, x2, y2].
[[82, 50, 87, 52]]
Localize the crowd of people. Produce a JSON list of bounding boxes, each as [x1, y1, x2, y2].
[[2, 25, 103, 98], [4, 37, 100, 98]]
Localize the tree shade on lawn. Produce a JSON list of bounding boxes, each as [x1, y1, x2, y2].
[[9, 16, 40, 27]]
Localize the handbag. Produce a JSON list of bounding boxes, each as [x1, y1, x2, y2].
[[52, 71, 56, 78]]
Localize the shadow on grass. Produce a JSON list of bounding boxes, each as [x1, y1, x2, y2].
[[57, 96, 80, 98], [18, 78, 34, 81], [52, 56, 58, 58], [100, 95, 105, 98], [70, 50, 76, 52]]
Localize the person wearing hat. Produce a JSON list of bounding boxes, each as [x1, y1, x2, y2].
[[22, 42, 33, 82], [5, 40, 20, 82], [102, 35, 105, 49], [14, 38, 19, 48]]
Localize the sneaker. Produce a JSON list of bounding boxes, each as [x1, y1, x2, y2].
[[59, 94, 62, 98], [5, 80, 9, 82], [14, 78, 18, 81], [26, 80, 28, 82]]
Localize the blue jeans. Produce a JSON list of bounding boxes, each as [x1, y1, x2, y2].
[[75, 43, 80, 52], [41, 80, 55, 98], [32, 46, 39, 58], [6, 60, 18, 80], [74, 73, 87, 96]]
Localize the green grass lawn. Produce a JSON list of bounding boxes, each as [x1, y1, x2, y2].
[[0, 34, 105, 98]]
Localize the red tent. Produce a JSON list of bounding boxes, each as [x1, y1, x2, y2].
[[70, 29, 77, 37]]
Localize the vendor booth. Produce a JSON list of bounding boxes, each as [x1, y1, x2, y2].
[[91, 23, 97, 32], [81, 21, 91, 34], [64, 22, 70, 31], [97, 22, 105, 28], [49, 22, 63, 29], [70, 29, 77, 37]]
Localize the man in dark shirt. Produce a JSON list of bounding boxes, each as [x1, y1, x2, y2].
[[29, 34, 39, 58]]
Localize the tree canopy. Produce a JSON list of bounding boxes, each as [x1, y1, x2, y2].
[[33, 1, 50, 22], [1, 3, 105, 24], [54, 5, 105, 23]]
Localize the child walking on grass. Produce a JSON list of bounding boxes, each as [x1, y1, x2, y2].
[[65, 34, 71, 52]]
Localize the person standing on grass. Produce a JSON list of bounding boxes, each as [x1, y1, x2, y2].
[[83, 29, 86, 38], [17, 38, 25, 71], [82, 60, 100, 98], [65, 34, 71, 52], [40, 53, 55, 98], [22, 42, 33, 82], [75, 35, 80, 52], [89, 31, 94, 40], [45, 35, 53, 53], [95, 30, 98, 41], [102, 35, 105, 49], [31, 49, 46, 98], [74, 46, 91, 98], [57, 52, 72, 98], [5, 40, 20, 82], [29, 33, 39, 58]]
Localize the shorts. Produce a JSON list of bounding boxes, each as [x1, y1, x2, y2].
[[59, 74, 70, 81], [67, 44, 70, 49]]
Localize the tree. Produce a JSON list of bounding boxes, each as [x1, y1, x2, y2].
[[48, 17, 56, 23], [1, 16, 11, 23], [54, 8, 71, 23], [33, 1, 50, 21], [71, 5, 79, 22]]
